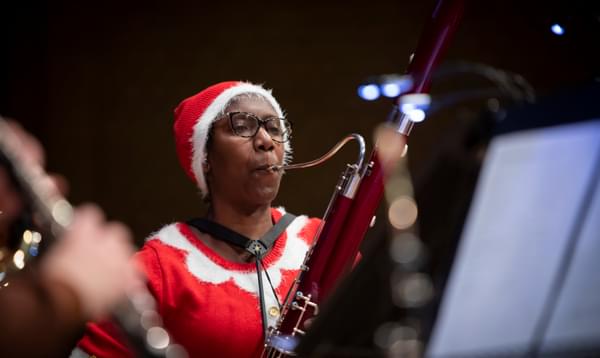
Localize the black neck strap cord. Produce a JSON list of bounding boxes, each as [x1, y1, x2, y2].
[[186, 213, 296, 339]]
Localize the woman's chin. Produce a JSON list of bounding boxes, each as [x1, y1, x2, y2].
[[247, 186, 279, 206]]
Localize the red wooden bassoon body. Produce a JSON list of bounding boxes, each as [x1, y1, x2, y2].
[[264, 1, 464, 355]]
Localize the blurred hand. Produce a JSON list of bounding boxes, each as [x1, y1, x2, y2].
[[0, 119, 68, 245], [1, 119, 140, 319], [374, 123, 408, 177], [40, 205, 138, 320]]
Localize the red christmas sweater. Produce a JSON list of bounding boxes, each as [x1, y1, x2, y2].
[[75, 207, 320, 358]]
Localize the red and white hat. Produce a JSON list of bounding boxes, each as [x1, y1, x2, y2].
[[173, 81, 291, 197]]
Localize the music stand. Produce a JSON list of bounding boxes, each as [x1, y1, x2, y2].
[[428, 83, 600, 357]]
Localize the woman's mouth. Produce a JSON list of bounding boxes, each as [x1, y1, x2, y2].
[[254, 164, 280, 173]]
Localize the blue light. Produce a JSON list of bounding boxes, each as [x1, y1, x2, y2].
[[29, 246, 39, 257], [381, 83, 402, 98], [358, 84, 380, 101], [380, 75, 413, 97], [551, 23, 565, 36]]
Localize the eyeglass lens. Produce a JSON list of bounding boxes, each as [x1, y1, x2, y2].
[[229, 112, 290, 142]]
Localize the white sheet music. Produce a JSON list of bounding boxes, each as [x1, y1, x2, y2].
[[427, 119, 600, 357], [541, 142, 600, 353]]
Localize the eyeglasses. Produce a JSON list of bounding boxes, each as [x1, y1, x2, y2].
[[226, 112, 292, 143]]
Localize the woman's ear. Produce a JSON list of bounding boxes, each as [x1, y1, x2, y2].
[[203, 157, 210, 173]]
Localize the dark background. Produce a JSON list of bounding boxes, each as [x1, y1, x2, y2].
[[1, 0, 598, 245]]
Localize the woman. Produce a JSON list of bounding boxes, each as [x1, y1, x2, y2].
[[75, 81, 321, 357]]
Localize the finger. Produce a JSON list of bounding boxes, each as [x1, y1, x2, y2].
[[5, 120, 46, 167], [75, 204, 104, 222], [102, 221, 133, 250], [68, 204, 105, 237], [47, 173, 70, 197], [124, 261, 148, 295]]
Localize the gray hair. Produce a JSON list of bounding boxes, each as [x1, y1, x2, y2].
[[217, 92, 280, 118]]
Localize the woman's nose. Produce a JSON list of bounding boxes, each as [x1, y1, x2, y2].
[[253, 126, 275, 152]]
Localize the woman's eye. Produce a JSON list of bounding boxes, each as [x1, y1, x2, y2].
[[268, 126, 282, 135], [232, 120, 253, 134], [266, 122, 282, 134]]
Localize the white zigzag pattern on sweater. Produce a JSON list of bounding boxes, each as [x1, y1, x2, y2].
[[149, 209, 310, 326]]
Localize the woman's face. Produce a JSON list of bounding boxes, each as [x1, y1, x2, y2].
[[206, 96, 285, 209]]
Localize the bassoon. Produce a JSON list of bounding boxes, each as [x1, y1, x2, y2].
[[263, 0, 464, 356]]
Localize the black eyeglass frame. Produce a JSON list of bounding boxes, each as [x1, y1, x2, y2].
[[225, 111, 293, 143]]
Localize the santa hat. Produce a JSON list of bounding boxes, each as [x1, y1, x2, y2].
[[173, 81, 291, 197]]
